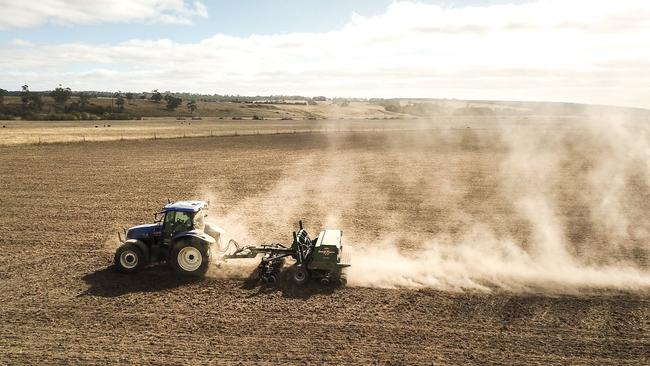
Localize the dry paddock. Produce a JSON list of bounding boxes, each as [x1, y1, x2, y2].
[[0, 129, 648, 365]]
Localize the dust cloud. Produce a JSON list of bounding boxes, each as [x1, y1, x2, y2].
[[205, 115, 650, 293]]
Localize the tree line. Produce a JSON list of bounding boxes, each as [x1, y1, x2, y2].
[[0, 85, 200, 120]]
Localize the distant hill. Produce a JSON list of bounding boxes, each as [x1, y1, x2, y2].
[[2, 92, 648, 121]]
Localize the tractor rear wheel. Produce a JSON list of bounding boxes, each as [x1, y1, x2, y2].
[[114, 243, 144, 273], [171, 240, 210, 276], [291, 265, 310, 286]]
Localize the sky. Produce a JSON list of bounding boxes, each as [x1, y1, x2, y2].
[[1, 0, 649, 108]]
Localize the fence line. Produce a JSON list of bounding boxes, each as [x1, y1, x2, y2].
[[21, 126, 468, 146]]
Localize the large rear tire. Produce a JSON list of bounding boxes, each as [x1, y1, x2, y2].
[[114, 243, 145, 273], [171, 240, 210, 276], [291, 265, 310, 286]]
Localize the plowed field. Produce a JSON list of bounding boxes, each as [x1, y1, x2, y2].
[[1, 127, 648, 365]]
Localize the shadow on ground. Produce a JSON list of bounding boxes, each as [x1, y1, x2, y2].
[[81, 265, 338, 299], [80, 265, 204, 297], [239, 268, 337, 300]]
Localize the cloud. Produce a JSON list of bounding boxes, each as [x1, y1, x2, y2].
[[1, 0, 649, 108], [10, 39, 34, 47], [0, 0, 208, 29]]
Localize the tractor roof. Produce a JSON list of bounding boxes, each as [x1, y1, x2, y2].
[[162, 200, 207, 213]]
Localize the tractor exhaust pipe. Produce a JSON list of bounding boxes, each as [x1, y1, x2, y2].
[[117, 228, 126, 243]]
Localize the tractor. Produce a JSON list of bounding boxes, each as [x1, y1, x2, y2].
[[114, 200, 352, 286], [222, 221, 352, 286], [114, 200, 220, 276]]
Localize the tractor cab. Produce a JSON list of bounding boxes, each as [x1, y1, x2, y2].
[[160, 200, 208, 241]]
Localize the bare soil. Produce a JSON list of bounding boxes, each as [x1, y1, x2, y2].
[[0, 130, 648, 365]]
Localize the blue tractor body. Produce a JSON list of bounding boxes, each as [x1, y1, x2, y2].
[[125, 223, 160, 241], [114, 200, 219, 276]]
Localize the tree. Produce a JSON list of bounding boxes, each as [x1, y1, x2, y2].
[[151, 89, 162, 103], [125, 92, 134, 105], [115, 92, 125, 112], [20, 85, 30, 110], [187, 100, 197, 114], [50, 84, 72, 111], [29, 94, 43, 112], [79, 93, 90, 111], [19, 85, 42, 113], [166, 95, 182, 111], [0, 88, 7, 104]]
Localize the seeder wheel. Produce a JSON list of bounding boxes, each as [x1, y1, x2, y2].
[[265, 274, 277, 284], [258, 256, 285, 284], [292, 265, 310, 286], [339, 269, 348, 287]]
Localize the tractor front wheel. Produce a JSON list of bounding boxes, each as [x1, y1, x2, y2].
[[291, 265, 310, 286], [171, 240, 210, 276], [114, 243, 144, 273]]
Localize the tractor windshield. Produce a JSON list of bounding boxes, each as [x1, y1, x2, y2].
[[164, 211, 194, 238], [194, 210, 205, 231]]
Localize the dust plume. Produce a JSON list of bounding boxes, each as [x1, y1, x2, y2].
[[204, 114, 650, 293], [347, 226, 650, 292]]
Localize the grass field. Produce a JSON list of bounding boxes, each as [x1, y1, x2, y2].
[[1, 120, 649, 364], [0, 117, 412, 145], [0, 115, 584, 146]]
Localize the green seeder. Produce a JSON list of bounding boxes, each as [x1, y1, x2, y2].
[[221, 221, 351, 286]]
